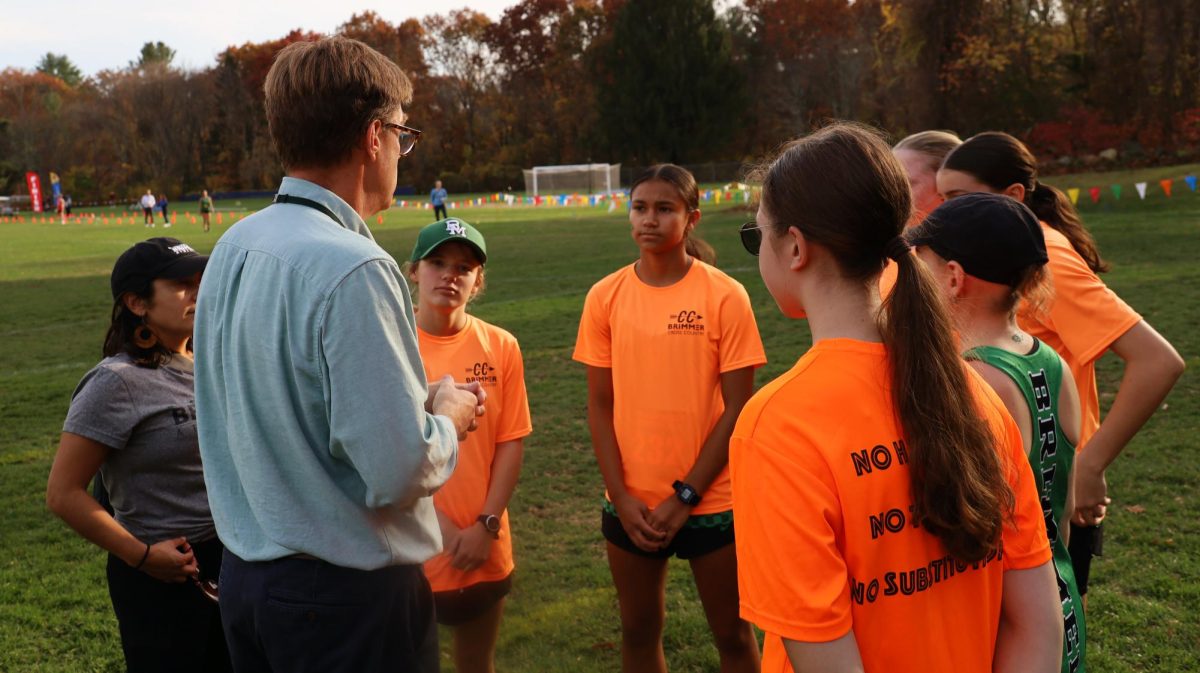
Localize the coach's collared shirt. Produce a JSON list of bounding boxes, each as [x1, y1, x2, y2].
[[194, 176, 458, 570]]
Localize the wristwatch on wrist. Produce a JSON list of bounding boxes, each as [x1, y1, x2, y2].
[[476, 514, 501, 539], [672, 480, 701, 507]]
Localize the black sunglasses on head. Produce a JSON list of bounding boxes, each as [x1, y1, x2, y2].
[[739, 221, 762, 256]]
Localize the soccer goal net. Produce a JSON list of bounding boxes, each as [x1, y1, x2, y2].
[[523, 163, 620, 196]]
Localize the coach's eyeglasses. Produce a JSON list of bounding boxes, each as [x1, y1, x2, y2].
[[382, 122, 422, 157], [739, 221, 762, 256]]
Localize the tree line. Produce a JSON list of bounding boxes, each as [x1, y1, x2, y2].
[[2, 0, 1197, 201]]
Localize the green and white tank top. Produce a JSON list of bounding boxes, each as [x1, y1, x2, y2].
[[966, 338, 1086, 673]]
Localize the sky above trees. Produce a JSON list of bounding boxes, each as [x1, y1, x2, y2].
[[0, 0, 518, 75]]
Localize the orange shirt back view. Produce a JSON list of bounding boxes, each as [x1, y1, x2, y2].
[[573, 260, 766, 515], [1018, 223, 1141, 447], [731, 339, 1050, 673], [418, 315, 532, 592]]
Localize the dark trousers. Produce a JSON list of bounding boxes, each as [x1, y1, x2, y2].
[[220, 550, 439, 673], [106, 537, 231, 673], [433, 204, 447, 220]]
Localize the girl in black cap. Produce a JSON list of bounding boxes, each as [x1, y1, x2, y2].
[[46, 237, 231, 673], [937, 132, 1184, 609], [908, 193, 1088, 673]]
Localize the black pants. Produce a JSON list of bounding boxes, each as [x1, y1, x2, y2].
[[106, 537, 231, 673], [433, 204, 447, 220], [1068, 522, 1103, 595], [220, 550, 438, 673]]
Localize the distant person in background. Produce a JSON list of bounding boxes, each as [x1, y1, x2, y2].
[[65, 195, 72, 216], [141, 191, 156, 227], [159, 194, 171, 227], [431, 180, 448, 220], [46, 237, 230, 673], [56, 194, 66, 225], [198, 190, 214, 232]]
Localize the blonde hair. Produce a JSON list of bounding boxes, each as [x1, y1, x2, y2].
[[893, 130, 962, 174]]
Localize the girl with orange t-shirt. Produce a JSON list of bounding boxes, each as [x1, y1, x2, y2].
[[937, 132, 1185, 602], [574, 164, 766, 673], [731, 122, 1061, 673], [407, 218, 532, 673]]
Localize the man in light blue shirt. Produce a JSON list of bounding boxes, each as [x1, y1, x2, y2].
[[193, 37, 480, 673], [431, 179, 448, 220]]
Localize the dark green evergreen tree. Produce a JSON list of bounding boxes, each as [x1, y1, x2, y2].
[[595, 0, 744, 164], [36, 53, 83, 87]]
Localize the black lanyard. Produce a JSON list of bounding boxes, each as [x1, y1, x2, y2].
[[272, 193, 343, 228]]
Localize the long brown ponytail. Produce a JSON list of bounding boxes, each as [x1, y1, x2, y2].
[[943, 132, 1109, 273], [759, 122, 1013, 563]]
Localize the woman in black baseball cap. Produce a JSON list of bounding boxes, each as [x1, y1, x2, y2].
[[46, 237, 231, 672], [937, 132, 1185, 612], [908, 193, 1087, 673]]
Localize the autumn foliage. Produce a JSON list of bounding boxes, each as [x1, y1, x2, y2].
[[2, 0, 1198, 200]]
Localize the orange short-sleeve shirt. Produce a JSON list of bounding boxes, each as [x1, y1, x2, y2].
[[573, 261, 767, 514], [731, 339, 1050, 673], [1018, 223, 1141, 447], [418, 315, 532, 592]]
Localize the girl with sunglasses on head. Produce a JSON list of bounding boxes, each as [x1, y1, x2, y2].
[[937, 132, 1185, 606], [406, 218, 531, 673], [46, 238, 230, 673], [574, 164, 766, 673], [908, 193, 1088, 673], [731, 123, 1061, 673]]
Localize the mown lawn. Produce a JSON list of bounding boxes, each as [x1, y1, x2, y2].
[[1, 165, 1197, 671]]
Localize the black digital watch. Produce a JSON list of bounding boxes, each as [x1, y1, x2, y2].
[[672, 480, 701, 507]]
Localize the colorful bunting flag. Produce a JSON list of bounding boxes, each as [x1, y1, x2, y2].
[[1186, 175, 1198, 192], [1088, 187, 1100, 203], [1135, 182, 1147, 199], [1160, 179, 1173, 197], [1111, 185, 1122, 200], [1067, 188, 1080, 205]]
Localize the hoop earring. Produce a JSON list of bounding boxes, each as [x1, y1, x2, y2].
[[134, 322, 158, 349]]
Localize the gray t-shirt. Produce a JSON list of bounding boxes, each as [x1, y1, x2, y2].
[[63, 353, 216, 544]]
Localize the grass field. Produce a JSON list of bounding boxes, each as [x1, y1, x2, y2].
[[1, 165, 1197, 672]]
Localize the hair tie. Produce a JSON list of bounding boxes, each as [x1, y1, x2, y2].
[[884, 236, 910, 262]]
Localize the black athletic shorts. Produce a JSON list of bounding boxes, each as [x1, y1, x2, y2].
[[601, 502, 734, 560], [1068, 522, 1103, 595], [433, 574, 513, 626]]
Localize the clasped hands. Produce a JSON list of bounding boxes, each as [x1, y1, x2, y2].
[[613, 491, 692, 553]]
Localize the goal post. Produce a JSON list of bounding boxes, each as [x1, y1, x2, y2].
[[523, 163, 621, 196]]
